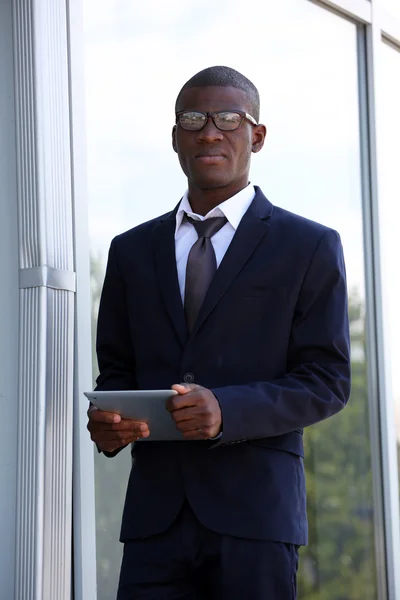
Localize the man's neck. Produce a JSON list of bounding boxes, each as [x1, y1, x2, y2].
[[188, 181, 249, 216]]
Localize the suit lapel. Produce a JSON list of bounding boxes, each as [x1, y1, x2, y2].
[[152, 188, 273, 344], [190, 188, 273, 337], [153, 208, 188, 347]]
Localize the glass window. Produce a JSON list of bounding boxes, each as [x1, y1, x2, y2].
[[382, 0, 400, 23], [379, 41, 400, 520], [83, 1, 377, 597]]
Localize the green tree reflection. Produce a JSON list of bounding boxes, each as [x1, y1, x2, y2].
[[298, 289, 377, 599]]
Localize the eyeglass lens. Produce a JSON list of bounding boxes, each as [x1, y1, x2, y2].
[[179, 111, 243, 131]]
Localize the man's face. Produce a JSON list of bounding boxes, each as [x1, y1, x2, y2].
[[172, 86, 266, 193]]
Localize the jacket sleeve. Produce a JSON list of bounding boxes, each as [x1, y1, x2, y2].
[[95, 238, 138, 392], [93, 238, 138, 457], [211, 229, 351, 443]]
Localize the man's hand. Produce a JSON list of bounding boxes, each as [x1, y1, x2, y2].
[[166, 384, 222, 440], [87, 405, 150, 453]]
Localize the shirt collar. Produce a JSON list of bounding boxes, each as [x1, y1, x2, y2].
[[175, 183, 256, 235]]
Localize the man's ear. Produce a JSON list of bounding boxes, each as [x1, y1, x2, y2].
[[172, 125, 178, 153], [252, 124, 267, 154]]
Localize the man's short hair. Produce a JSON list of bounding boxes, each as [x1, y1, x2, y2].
[[175, 66, 260, 123]]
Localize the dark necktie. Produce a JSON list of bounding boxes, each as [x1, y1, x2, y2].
[[184, 215, 228, 332]]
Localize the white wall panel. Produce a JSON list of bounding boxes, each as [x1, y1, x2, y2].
[[12, 0, 76, 598]]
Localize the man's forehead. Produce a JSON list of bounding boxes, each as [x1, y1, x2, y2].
[[176, 85, 250, 111]]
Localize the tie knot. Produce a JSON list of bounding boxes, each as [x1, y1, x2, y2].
[[186, 215, 227, 239]]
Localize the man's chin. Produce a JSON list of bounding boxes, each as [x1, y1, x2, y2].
[[191, 176, 232, 191]]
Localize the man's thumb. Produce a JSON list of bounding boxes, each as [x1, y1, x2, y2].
[[171, 383, 197, 394]]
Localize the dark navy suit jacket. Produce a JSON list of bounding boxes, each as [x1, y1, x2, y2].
[[95, 187, 351, 546]]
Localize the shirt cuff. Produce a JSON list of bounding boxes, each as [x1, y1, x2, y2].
[[208, 432, 223, 440]]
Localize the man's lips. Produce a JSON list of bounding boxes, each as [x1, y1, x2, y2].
[[195, 154, 226, 165]]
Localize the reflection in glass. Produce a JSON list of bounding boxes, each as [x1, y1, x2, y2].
[[380, 41, 400, 521], [83, 0, 377, 597], [300, 292, 376, 597], [382, 0, 400, 23]]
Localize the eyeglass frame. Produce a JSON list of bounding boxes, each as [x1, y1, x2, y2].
[[175, 110, 258, 132]]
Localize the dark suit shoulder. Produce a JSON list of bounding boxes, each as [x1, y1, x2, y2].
[[111, 210, 174, 248], [269, 205, 341, 256], [272, 205, 336, 236], [252, 187, 338, 243]]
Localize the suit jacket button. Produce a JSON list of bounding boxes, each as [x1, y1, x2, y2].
[[183, 372, 195, 383]]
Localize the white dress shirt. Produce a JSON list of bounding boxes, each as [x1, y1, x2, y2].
[[175, 184, 256, 302]]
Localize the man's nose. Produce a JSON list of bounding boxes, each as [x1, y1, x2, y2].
[[196, 117, 224, 143]]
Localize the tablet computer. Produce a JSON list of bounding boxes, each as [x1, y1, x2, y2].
[[84, 389, 184, 441]]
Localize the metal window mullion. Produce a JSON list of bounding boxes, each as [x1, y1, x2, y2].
[[66, 0, 97, 599], [365, 2, 400, 597], [357, 22, 389, 600]]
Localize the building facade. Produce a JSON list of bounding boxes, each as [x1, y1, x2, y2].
[[0, 0, 400, 598]]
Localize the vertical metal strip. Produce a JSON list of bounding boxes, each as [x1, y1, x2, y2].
[[66, 0, 98, 598], [357, 22, 389, 600], [364, 1, 400, 596]]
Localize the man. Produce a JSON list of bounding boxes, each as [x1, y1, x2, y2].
[[87, 66, 350, 599]]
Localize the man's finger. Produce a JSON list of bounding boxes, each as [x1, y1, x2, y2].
[[171, 383, 191, 395], [90, 428, 150, 446], [89, 419, 149, 434], [175, 419, 202, 433], [88, 407, 121, 424], [166, 391, 200, 412], [88, 408, 149, 430], [90, 421, 150, 434], [171, 383, 201, 394], [181, 428, 208, 440], [106, 420, 149, 432], [169, 406, 202, 423], [98, 436, 137, 452]]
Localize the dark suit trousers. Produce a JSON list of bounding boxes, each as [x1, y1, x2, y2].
[[117, 501, 299, 600]]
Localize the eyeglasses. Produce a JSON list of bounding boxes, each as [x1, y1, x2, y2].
[[176, 110, 258, 132]]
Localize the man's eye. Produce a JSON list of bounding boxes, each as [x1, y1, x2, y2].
[[219, 112, 240, 123], [183, 113, 203, 122]]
